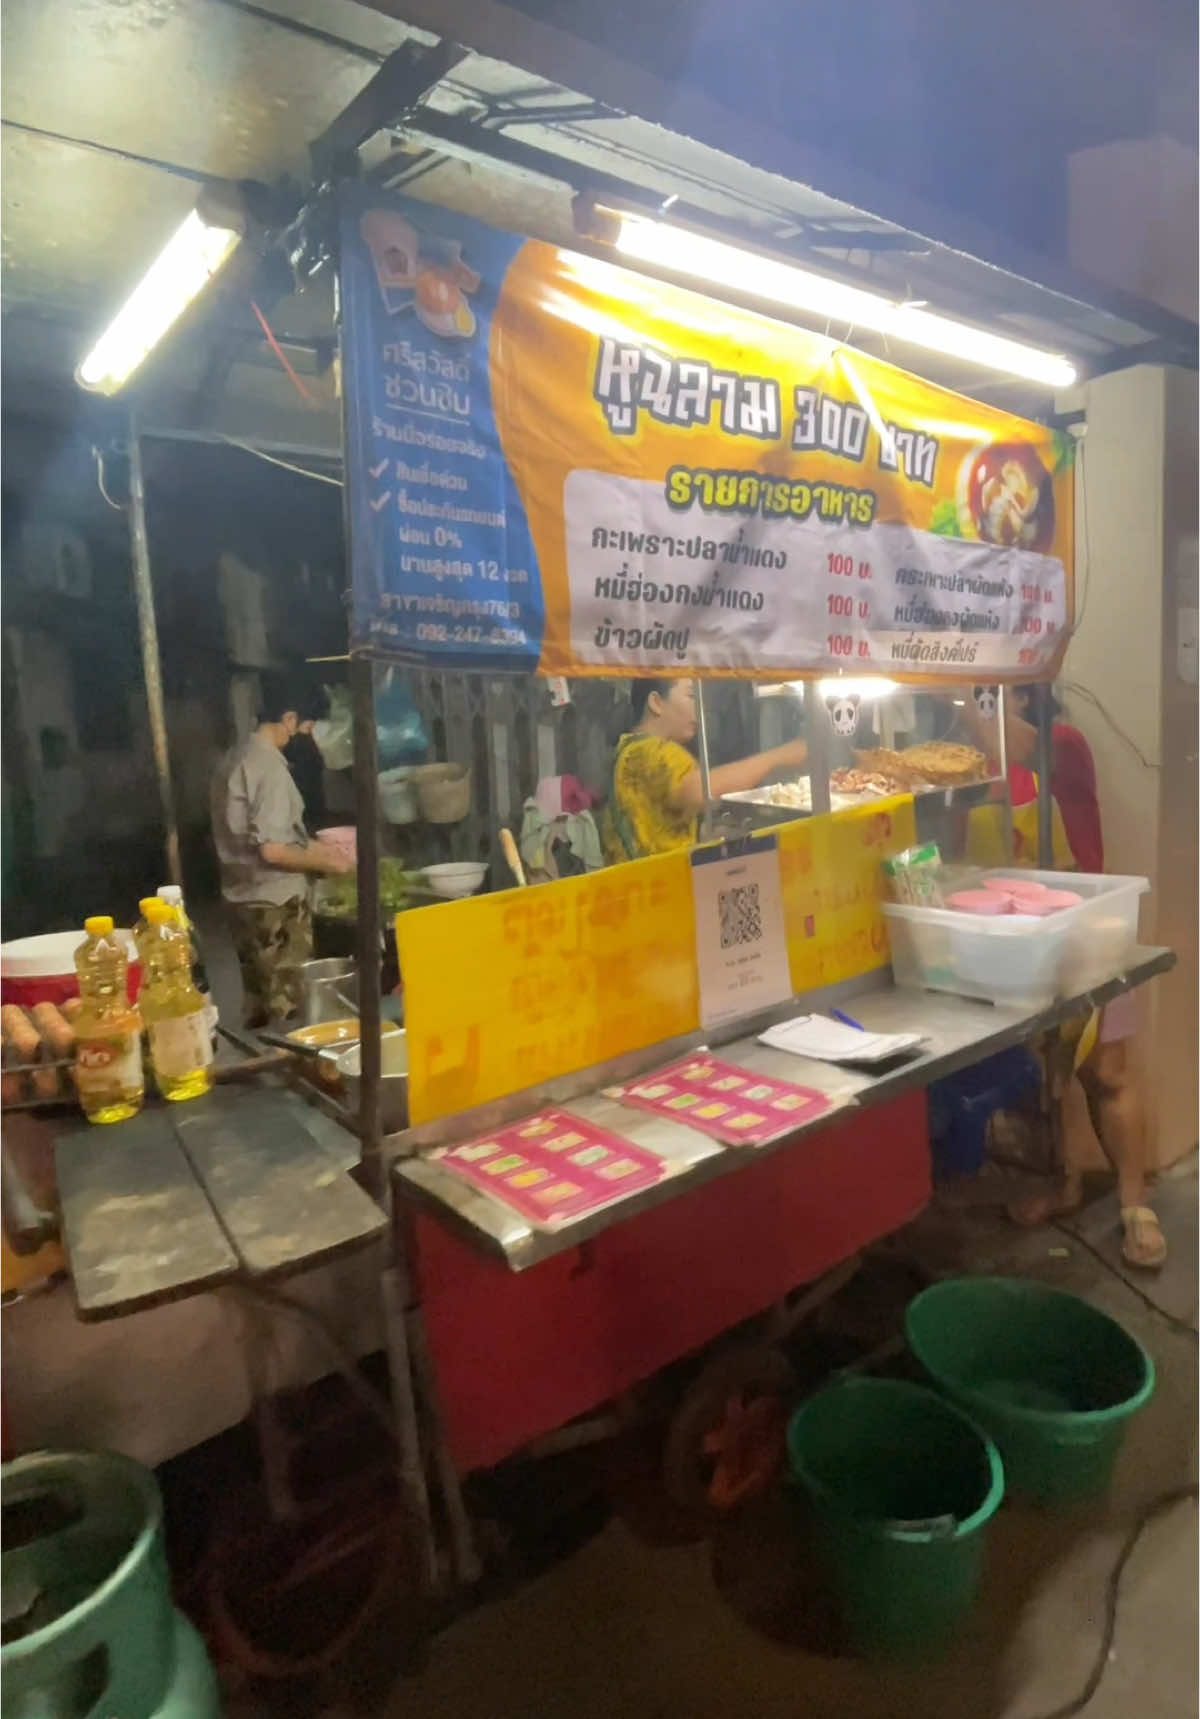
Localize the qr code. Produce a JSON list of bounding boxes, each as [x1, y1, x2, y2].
[[718, 883, 763, 949]]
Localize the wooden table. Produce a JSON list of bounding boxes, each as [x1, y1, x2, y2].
[[55, 1082, 385, 1320]]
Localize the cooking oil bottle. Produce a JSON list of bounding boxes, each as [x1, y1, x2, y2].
[[137, 897, 214, 1103], [73, 916, 144, 1124], [157, 883, 218, 1045]]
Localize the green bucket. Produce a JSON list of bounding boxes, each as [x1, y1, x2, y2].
[[2, 1451, 221, 1719], [906, 1278, 1155, 1506], [786, 1378, 1004, 1658]]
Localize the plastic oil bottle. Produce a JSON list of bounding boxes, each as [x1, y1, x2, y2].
[[156, 883, 218, 1045], [73, 917, 144, 1124], [137, 898, 214, 1103]]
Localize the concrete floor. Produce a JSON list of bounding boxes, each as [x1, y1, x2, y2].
[[226, 1161, 1196, 1719]]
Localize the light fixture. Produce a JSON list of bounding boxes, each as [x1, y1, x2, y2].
[[611, 215, 1077, 390], [77, 194, 244, 396], [815, 678, 900, 703]]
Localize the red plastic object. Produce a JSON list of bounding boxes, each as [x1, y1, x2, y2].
[[418, 1090, 932, 1474], [1, 930, 141, 1006]]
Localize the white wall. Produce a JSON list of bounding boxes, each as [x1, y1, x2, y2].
[[1063, 364, 1198, 1166]]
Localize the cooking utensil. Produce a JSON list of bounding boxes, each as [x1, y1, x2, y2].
[[335, 1031, 409, 1134], [499, 828, 526, 887], [300, 958, 357, 1025]]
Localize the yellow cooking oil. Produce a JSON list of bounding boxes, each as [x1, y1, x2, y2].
[[73, 915, 144, 1124], [136, 897, 214, 1102]]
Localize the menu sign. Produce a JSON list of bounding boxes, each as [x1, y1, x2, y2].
[[341, 189, 1073, 681]]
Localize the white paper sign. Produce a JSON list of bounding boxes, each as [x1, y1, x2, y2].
[[565, 468, 1068, 677], [690, 837, 793, 1029]]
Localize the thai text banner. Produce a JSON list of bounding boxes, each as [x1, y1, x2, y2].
[[341, 187, 1074, 680]]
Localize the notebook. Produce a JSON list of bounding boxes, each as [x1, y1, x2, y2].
[[758, 1014, 926, 1066]]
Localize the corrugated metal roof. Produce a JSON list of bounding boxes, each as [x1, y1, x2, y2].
[[2, 0, 1192, 437]]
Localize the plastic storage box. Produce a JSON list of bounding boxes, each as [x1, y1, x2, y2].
[[882, 869, 1148, 1008]]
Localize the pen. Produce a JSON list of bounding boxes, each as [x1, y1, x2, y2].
[[830, 1008, 864, 1031]]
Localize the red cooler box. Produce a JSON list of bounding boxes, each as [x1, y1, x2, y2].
[[1, 930, 141, 1007]]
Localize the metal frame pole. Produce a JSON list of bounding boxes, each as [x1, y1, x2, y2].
[[128, 425, 183, 888], [1033, 682, 1054, 867], [335, 260, 384, 1194], [695, 680, 713, 839], [996, 684, 1016, 861]]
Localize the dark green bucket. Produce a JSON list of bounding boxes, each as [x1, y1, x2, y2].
[[786, 1378, 1004, 1658], [906, 1278, 1155, 1506]]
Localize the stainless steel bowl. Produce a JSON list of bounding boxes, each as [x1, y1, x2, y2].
[[334, 1031, 409, 1134]]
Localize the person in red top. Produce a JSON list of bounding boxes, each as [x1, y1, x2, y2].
[[1003, 688, 1104, 872], [960, 687, 1165, 1268]]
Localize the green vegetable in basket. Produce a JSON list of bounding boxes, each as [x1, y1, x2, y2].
[[316, 858, 425, 921]]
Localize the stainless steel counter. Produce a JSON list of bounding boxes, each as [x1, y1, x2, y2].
[[393, 947, 1174, 1272]]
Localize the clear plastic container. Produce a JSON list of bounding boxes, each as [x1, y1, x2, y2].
[[882, 869, 1149, 1008]]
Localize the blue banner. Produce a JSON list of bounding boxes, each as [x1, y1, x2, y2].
[[339, 186, 544, 668]]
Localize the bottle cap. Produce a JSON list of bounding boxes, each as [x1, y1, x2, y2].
[[139, 897, 161, 919], [84, 915, 114, 937], [157, 885, 182, 906], [143, 899, 174, 925]]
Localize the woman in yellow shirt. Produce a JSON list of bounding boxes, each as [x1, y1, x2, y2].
[[602, 679, 809, 864]]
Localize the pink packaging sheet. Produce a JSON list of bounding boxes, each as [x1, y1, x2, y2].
[[437, 1109, 666, 1228], [606, 1055, 835, 1146]]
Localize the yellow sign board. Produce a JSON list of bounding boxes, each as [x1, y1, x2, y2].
[[399, 799, 916, 1126], [771, 796, 917, 993], [397, 849, 700, 1126]]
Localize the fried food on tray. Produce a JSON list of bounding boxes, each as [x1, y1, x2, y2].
[[850, 742, 988, 791], [899, 741, 989, 785]]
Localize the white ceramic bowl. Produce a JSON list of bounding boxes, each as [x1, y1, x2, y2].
[[422, 862, 487, 899]]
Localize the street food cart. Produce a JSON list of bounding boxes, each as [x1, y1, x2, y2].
[[4, 25, 1177, 1663]]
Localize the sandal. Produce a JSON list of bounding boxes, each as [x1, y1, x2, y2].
[[1120, 1206, 1168, 1270]]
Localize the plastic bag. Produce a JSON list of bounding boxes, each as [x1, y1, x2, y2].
[[312, 685, 353, 772], [375, 667, 429, 769]]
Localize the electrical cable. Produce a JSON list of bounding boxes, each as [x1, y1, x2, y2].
[[92, 448, 126, 512], [249, 298, 317, 404], [0, 117, 211, 184], [1058, 680, 1162, 772], [1024, 1484, 1198, 1719], [217, 433, 342, 486]]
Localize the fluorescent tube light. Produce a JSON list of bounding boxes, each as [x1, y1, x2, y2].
[[77, 209, 242, 395], [613, 216, 1077, 390], [816, 678, 900, 702]]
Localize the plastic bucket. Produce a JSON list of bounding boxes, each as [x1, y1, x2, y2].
[[906, 1278, 1155, 1505], [1, 1450, 220, 1718], [786, 1378, 1003, 1657]]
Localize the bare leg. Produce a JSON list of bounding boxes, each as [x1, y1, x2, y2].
[[1076, 1037, 1166, 1268], [1008, 1074, 1086, 1226]]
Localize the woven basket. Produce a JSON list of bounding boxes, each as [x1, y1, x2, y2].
[[416, 762, 471, 824]]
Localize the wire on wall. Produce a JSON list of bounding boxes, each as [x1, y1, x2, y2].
[[250, 299, 318, 405], [217, 434, 343, 487]]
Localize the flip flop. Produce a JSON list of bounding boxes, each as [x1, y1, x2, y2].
[[1120, 1206, 1167, 1270]]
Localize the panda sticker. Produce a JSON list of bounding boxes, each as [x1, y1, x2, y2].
[[825, 693, 861, 738], [972, 685, 999, 722]]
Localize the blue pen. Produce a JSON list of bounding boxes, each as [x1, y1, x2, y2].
[[830, 1007, 864, 1031]]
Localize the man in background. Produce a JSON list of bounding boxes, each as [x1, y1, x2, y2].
[[211, 673, 352, 1026]]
